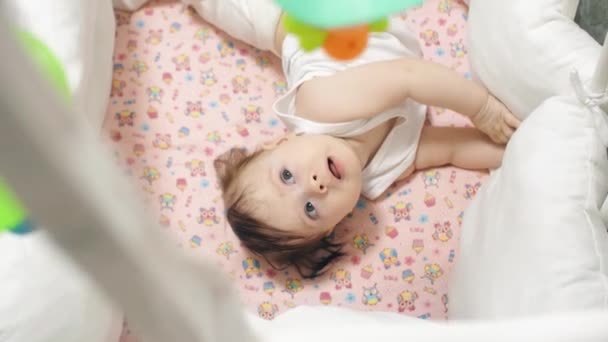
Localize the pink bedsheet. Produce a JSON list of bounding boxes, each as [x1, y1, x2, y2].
[[107, 0, 482, 339]]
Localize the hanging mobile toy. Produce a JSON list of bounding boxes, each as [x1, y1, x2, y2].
[[0, 30, 70, 235], [275, 0, 423, 60]]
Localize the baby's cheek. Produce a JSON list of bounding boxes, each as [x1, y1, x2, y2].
[[339, 191, 359, 216], [348, 184, 362, 207]]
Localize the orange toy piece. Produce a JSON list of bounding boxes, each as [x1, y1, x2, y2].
[[323, 25, 369, 60]]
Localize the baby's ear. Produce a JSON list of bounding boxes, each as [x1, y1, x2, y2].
[[213, 147, 249, 191], [261, 132, 296, 150]]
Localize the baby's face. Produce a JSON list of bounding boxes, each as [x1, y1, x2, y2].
[[241, 134, 362, 237]]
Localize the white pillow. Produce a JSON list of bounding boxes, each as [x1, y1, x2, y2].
[[0, 232, 122, 342], [5, 0, 115, 130], [467, 0, 601, 119], [448, 85, 608, 318]]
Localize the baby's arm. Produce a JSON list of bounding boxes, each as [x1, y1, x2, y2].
[[398, 126, 504, 181], [295, 58, 520, 144]]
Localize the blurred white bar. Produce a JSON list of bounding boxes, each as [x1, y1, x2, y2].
[[0, 7, 255, 342], [248, 306, 608, 342]]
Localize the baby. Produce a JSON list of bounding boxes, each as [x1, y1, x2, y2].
[[184, 0, 520, 277]]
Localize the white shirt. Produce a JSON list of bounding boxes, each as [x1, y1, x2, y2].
[[273, 19, 427, 199]]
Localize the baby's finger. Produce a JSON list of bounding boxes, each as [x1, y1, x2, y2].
[[504, 111, 522, 129], [502, 123, 515, 140], [496, 125, 511, 144], [497, 134, 508, 145], [490, 131, 507, 145]]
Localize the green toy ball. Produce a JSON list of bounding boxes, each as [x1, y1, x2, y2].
[[0, 30, 69, 235]]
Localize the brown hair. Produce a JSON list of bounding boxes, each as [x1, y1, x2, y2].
[[214, 147, 344, 279]]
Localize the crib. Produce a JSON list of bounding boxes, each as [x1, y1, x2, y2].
[[0, 1, 607, 342]]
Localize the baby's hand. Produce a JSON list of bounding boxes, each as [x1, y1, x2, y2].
[[470, 94, 521, 144]]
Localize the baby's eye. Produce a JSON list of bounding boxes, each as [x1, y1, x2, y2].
[[280, 169, 294, 184], [305, 201, 318, 220]]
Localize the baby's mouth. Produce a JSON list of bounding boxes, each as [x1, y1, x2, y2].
[[327, 157, 342, 180]]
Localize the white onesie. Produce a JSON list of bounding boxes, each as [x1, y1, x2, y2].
[[273, 18, 428, 199]]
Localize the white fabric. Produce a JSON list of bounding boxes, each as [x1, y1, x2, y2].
[[113, 0, 149, 11], [182, 0, 283, 54], [0, 231, 122, 342], [602, 197, 608, 226], [467, 0, 601, 119], [273, 19, 427, 199], [246, 305, 608, 342], [5, 0, 115, 130], [449, 76, 608, 318]]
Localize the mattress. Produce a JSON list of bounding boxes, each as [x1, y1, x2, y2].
[[104, 0, 483, 339]]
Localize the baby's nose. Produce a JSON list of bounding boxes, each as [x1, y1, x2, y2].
[[310, 174, 327, 194]]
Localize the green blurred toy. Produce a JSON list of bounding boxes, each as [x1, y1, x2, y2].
[[0, 30, 69, 235], [0, 178, 33, 234], [275, 0, 423, 60]]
